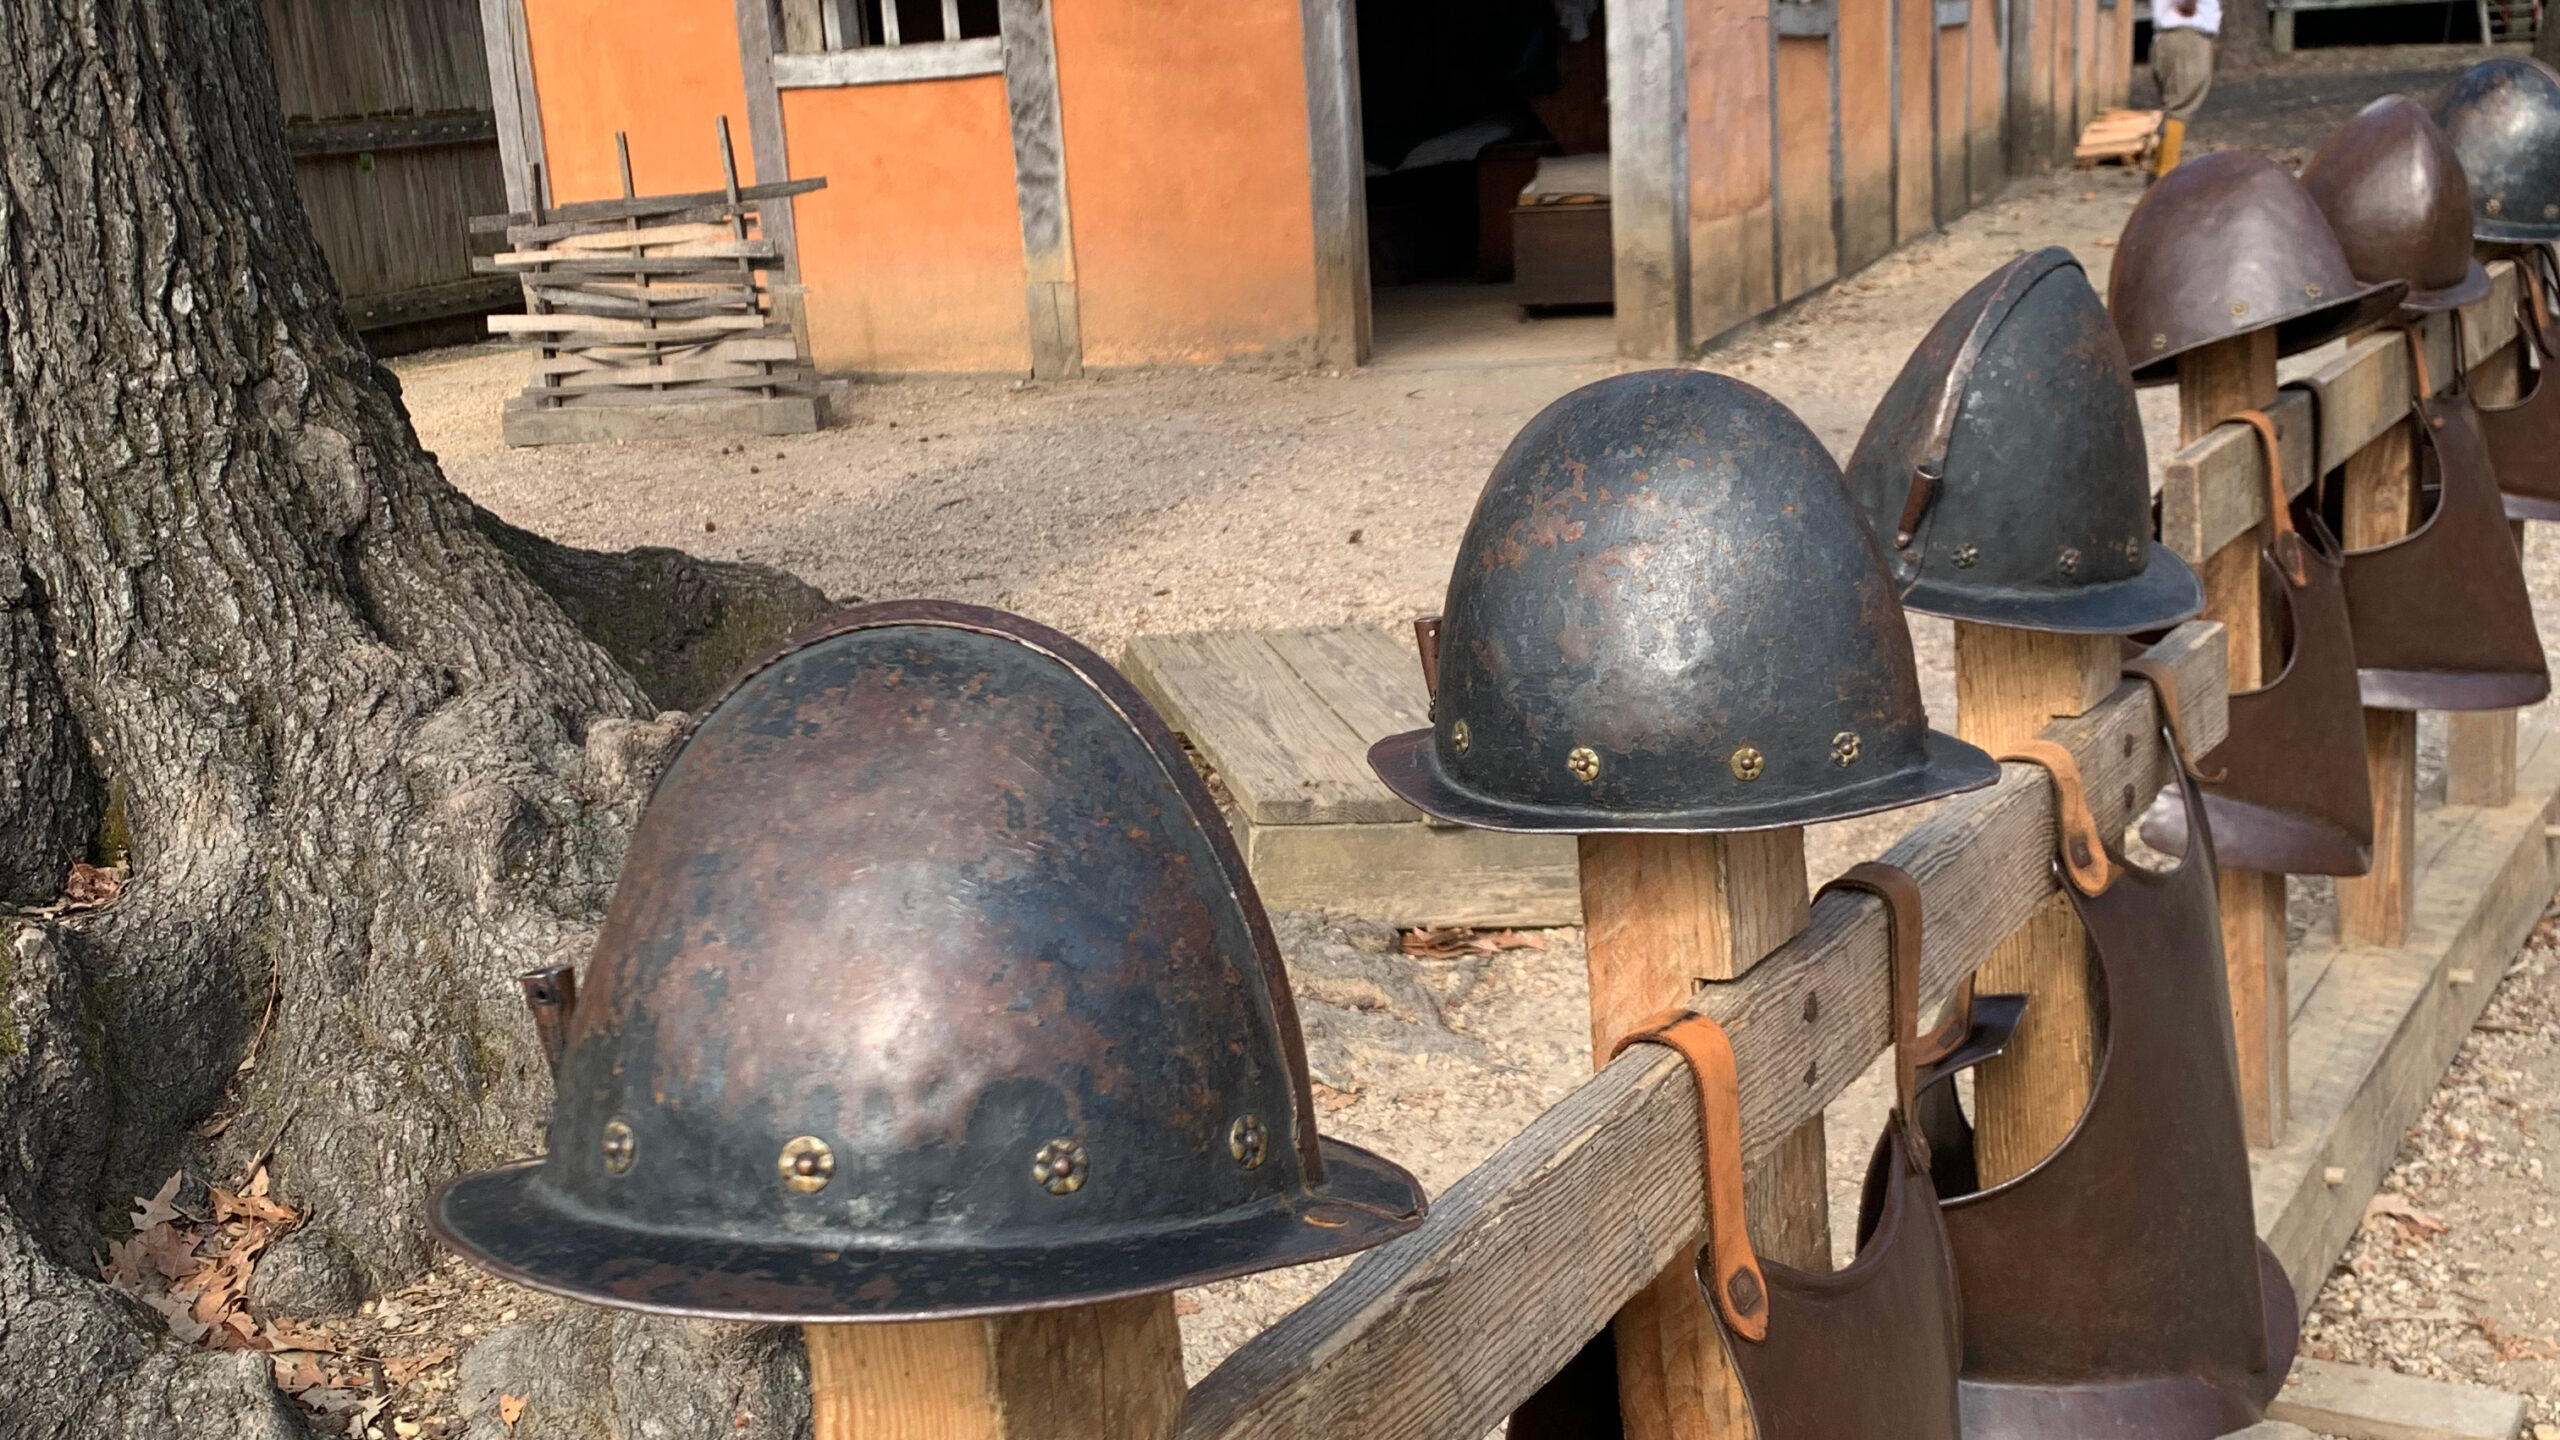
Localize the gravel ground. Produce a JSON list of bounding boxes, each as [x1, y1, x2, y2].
[[2300, 911, 2560, 1423], [387, 41, 2560, 1410]]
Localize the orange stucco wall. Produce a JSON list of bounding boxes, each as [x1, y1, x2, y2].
[[523, 0, 755, 201], [783, 78, 1031, 373], [1050, 0, 1320, 367]]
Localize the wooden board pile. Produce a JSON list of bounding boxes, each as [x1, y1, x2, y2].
[[471, 155, 828, 448], [2075, 108, 2163, 166]]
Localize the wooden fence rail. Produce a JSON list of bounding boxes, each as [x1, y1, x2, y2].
[[2161, 260, 2524, 566], [1179, 623, 2229, 1440]]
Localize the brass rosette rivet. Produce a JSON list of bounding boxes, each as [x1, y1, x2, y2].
[[1033, 1138, 1088, 1196], [1730, 745, 1765, 782], [778, 1135, 836, 1193], [600, 1118, 637, 1175], [1228, 1114, 1269, 1170], [2057, 546, 2081, 576], [2150, 334, 2169, 351], [2304, 282, 2323, 299], [1952, 544, 1979, 569], [1449, 719, 1471, 755], [2228, 300, 2250, 318], [1566, 746, 1601, 783], [1831, 732, 1860, 767]]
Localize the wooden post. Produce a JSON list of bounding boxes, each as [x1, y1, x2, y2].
[[2167, 328, 2291, 1146], [2336, 419, 2421, 949], [2449, 338, 2526, 809], [1953, 623, 2119, 1183], [804, 1297, 1187, 1440], [1577, 829, 1815, 1440]]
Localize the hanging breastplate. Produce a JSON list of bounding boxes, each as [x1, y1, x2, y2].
[[2142, 409, 2374, 876], [2484, 251, 2560, 523], [1511, 865, 2010, 1440], [1934, 719, 2298, 1440], [2338, 325, 2551, 711]]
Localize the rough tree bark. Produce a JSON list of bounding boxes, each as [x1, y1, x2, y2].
[[2217, 0, 2273, 74], [0, 1, 824, 1434], [2536, 15, 2560, 74]]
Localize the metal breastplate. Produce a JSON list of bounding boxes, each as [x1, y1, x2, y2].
[[1939, 732, 2298, 1440], [2339, 327, 2550, 711], [2143, 411, 2375, 876], [1511, 865, 1981, 1440], [2484, 259, 2560, 521]]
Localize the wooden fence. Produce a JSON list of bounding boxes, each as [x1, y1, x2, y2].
[[264, 0, 515, 340], [1137, 268, 2550, 1438]]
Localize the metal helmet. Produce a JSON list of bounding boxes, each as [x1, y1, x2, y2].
[[2433, 56, 2560, 244], [430, 600, 1426, 1322], [1369, 370, 1999, 833], [1846, 247, 2204, 634], [2300, 96, 2492, 314], [2108, 149, 2408, 384]]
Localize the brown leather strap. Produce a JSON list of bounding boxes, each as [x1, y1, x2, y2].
[[2403, 323, 2437, 402], [2233, 408, 2307, 588], [1612, 1009, 1769, 1342], [1814, 862, 1930, 1170], [2523, 260, 2554, 359], [2000, 740, 2119, 896], [1413, 617, 1443, 697], [1899, 250, 2071, 548], [2121, 654, 2218, 782]]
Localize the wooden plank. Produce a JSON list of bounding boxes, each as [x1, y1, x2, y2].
[[999, 0, 1082, 380], [770, 36, 1005, 87], [2255, 716, 2558, 1310], [2268, 1358, 2529, 1440], [1685, 0, 1778, 340], [1261, 627, 1431, 751], [2337, 420, 2421, 951], [1896, 0, 1936, 241], [733, 0, 809, 356], [483, 253, 782, 276], [534, 336, 801, 370], [1119, 632, 1415, 826], [467, 176, 826, 232], [528, 370, 812, 398], [1608, 0, 1690, 360], [499, 394, 823, 447], [477, 0, 546, 213], [1179, 624, 2228, 1440], [1299, 0, 1369, 366], [1775, 34, 1837, 300], [488, 315, 772, 343], [1838, 0, 1896, 273], [1237, 818, 1581, 928], [2159, 387, 2319, 565], [535, 222, 766, 252]]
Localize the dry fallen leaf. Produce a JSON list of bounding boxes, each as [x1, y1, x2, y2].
[[500, 1393, 530, 1428], [61, 861, 125, 907], [271, 1351, 328, 1394], [1399, 927, 1550, 960], [2476, 1313, 2559, 1361], [384, 1345, 456, 1385], [132, 1173, 184, 1232], [1172, 1295, 1202, 1316], [2363, 1192, 2448, 1236]]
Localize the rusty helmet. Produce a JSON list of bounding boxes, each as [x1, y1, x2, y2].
[[2434, 56, 2560, 244], [1369, 370, 1999, 833], [1847, 247, 2203, 634], [2108, 149, 2408, 384], [2300, 96, 2492, 314], [430, 601, 1425, 1322]]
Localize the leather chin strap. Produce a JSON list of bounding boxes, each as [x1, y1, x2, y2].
[[1412, 617, 1443, 697], [2001, 740, 2119, 896], [1612, 1010, 1769, 1343], [1813, 862, 1932, 1173], [2122, 653, 2215, 782], [1897, 252, 2067, 549]]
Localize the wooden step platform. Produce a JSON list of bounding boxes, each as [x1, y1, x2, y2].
[[1122, 626, 1580, 927]]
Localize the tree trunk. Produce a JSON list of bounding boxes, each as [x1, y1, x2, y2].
[[2536, 13, 2560, 73], [0, 1, 821, 1433], [2218, 0, 2273, 74]]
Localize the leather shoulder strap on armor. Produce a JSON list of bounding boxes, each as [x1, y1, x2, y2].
[[1813, 861, 1931, 1170], [2000, 740, 2119, 896], [1612, 1009, 1769, 1342]]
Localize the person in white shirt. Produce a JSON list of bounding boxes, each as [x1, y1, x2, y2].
[[2151, 0, 2220, 175]]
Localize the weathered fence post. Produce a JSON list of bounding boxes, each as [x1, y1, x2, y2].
[[2335, 406, 2421, 949], [2450, 322, 2526, 809], [2179, 325, 2290, 1144], [1577, 828, 1819, 1436], [804, 1304, 1187, 1440], [1956, 626, 2117, 1180]]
